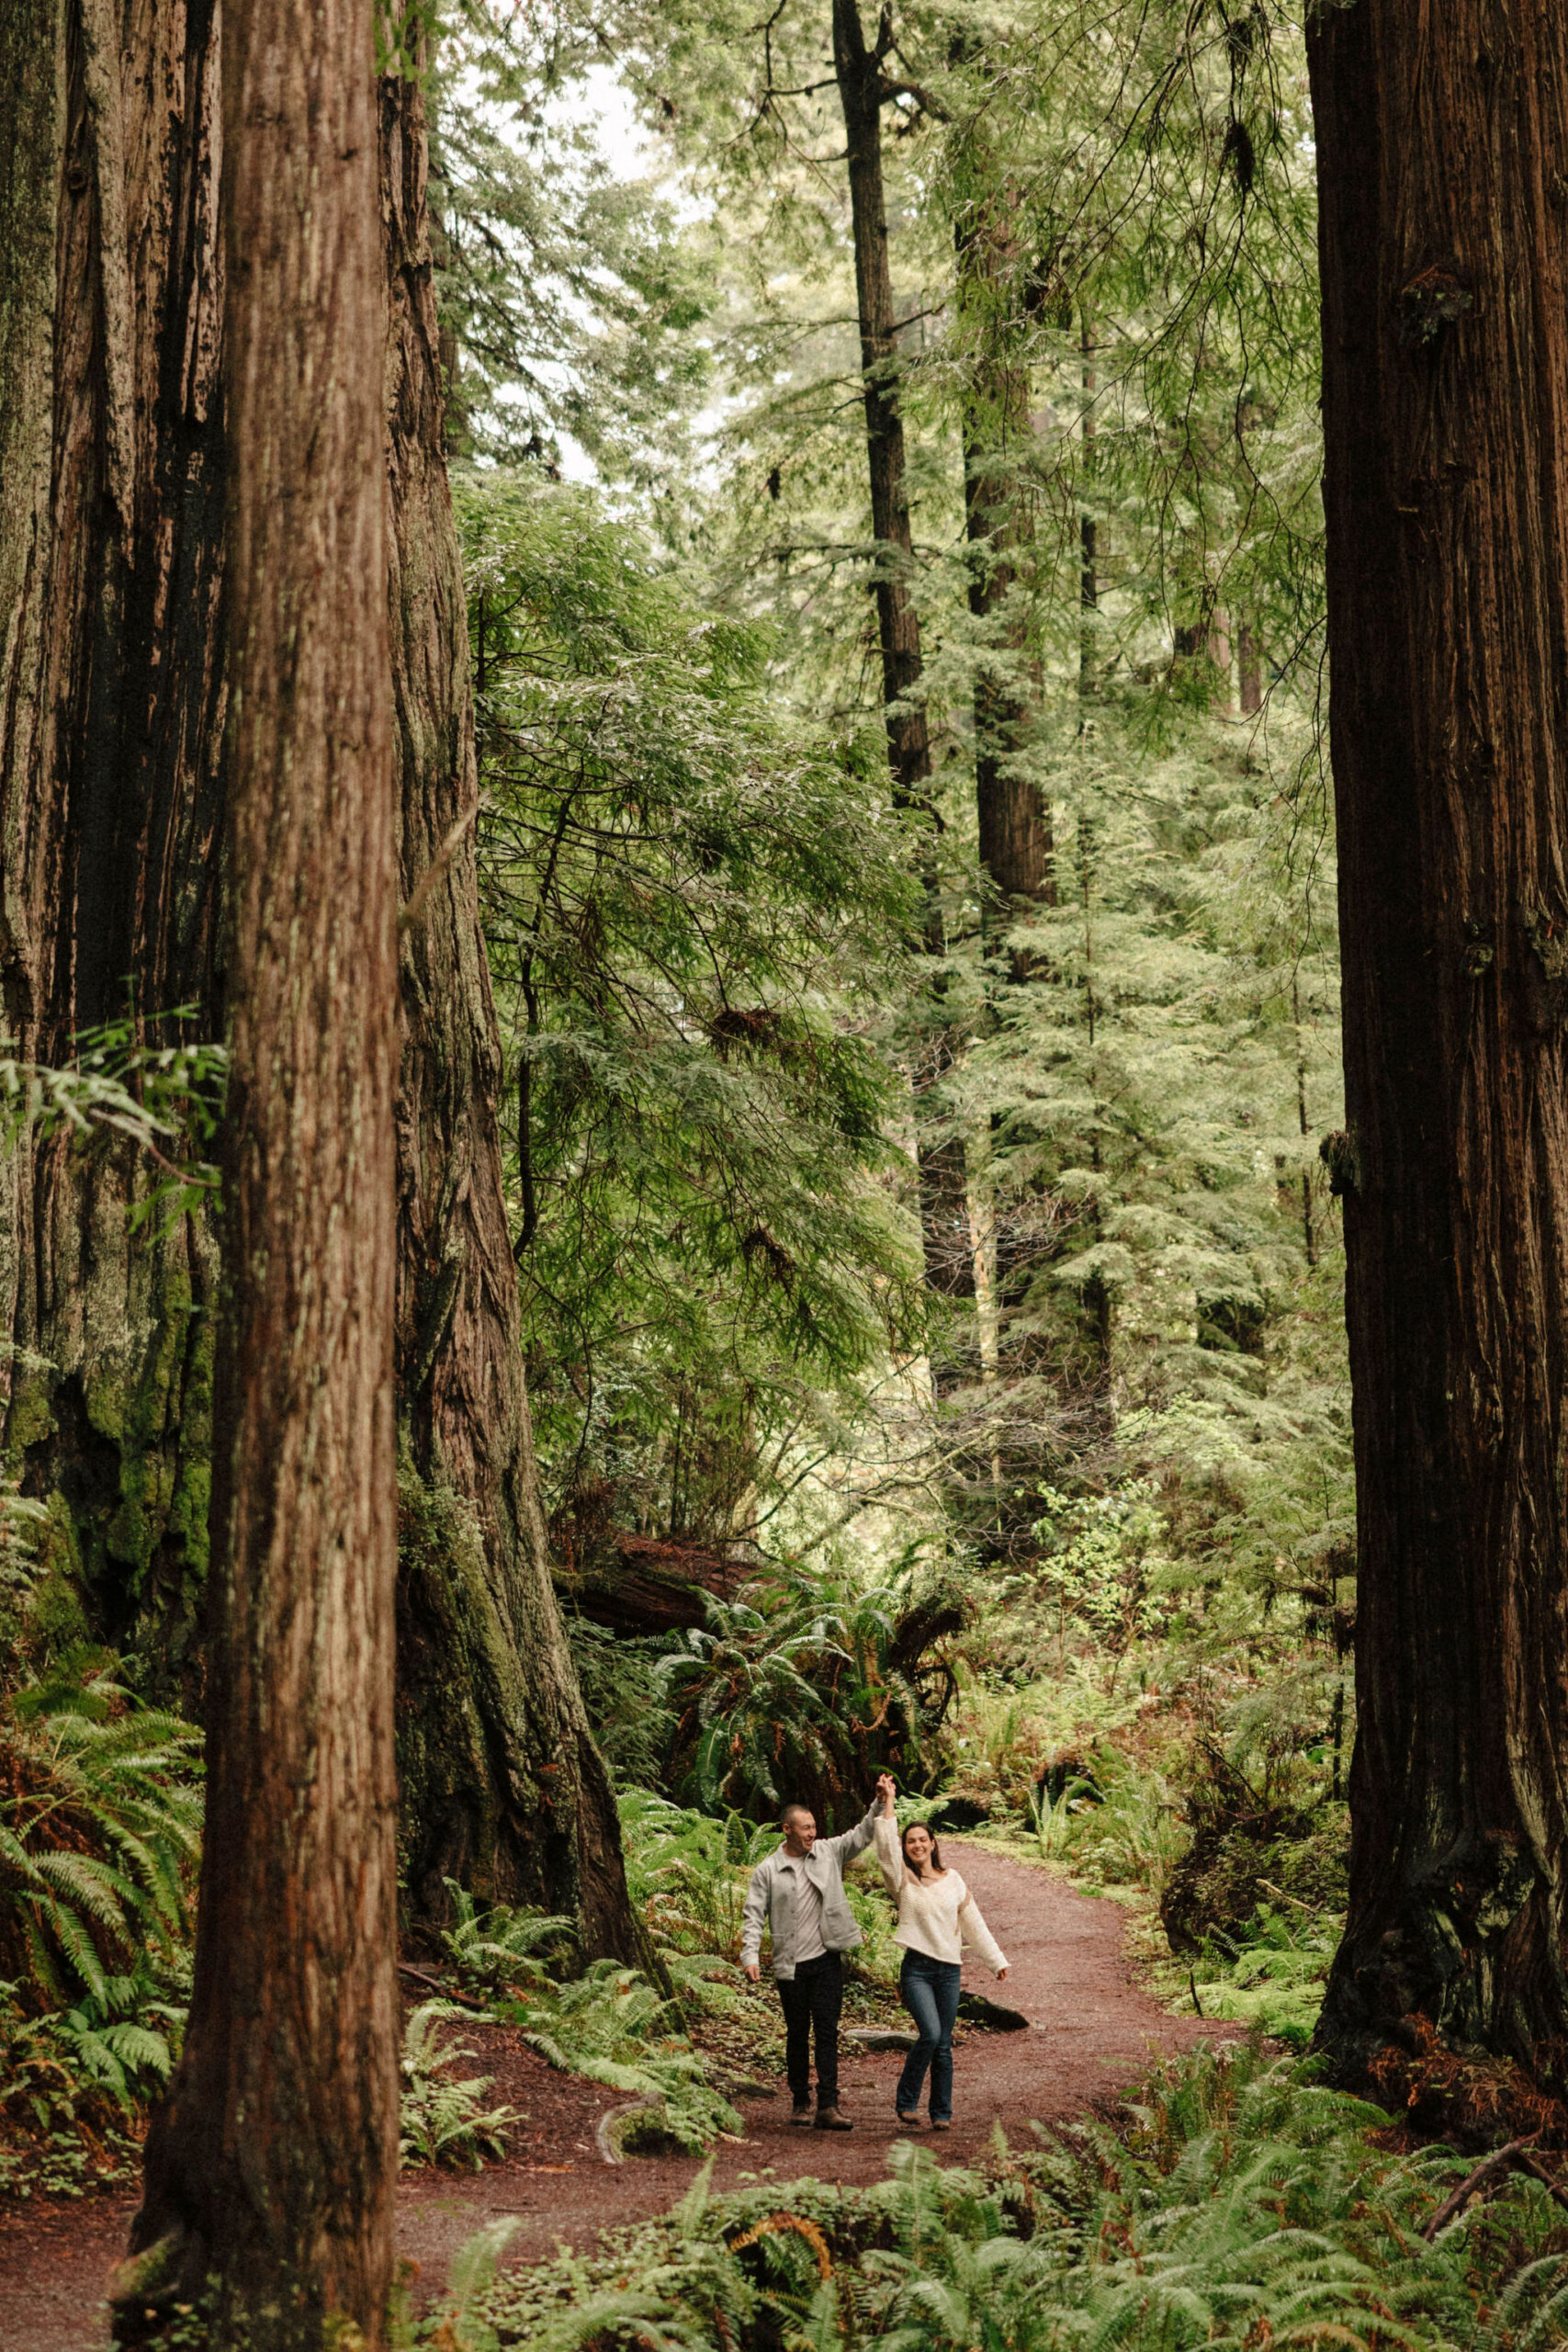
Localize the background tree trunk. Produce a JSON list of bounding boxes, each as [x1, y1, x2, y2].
[[1308, 0, 1568, 2102], [0, 0, 226, 1699], [953, 192, 1053, 962], [118, 0, 400, 2337], [831, 0, 968, 1305], [380, 60, 639, 1954], [831, 0, 932, 820]]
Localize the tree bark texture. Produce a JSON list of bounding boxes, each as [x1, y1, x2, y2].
[[1309, 0, 1568, 2099], [118, 0, 400, 2338], [380, 62, 639, 1955], [831, 0, 933, 820], [0, 0, 226, 1697], [0, 3, 640, 1962], [830, 2, 969, 1305]]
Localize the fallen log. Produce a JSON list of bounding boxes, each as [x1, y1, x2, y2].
[[555, 1527, 754, 1635]]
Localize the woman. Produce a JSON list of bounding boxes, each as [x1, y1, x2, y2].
[[873, 1773, 1008, 2130]]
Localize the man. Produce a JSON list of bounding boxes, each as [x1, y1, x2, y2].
[[739, 1775, 895, 2130]]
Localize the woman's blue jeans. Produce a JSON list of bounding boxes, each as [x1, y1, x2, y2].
[[897, 1951, 962, 2120]]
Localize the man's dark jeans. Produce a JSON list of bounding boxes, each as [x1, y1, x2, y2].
[[897, 1951, 963, 2120], [776, 1950, 843, 2108]]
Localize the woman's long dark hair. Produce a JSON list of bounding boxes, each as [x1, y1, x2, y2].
[[900, 1821, 944, 1873]]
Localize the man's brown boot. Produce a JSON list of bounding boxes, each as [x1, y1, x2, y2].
[[790, 2101, 814, 2126], [815, 2106, 853, 2131]]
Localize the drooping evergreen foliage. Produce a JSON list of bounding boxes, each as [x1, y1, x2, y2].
[[459, 472, 922, 1544]]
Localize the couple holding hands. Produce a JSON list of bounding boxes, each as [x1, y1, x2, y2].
[[739, 1772, 1008, 2132]]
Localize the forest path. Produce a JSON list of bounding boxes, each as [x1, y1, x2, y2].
[[0, 1842, 1228, 2349]]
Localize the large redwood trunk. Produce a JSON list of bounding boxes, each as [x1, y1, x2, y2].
[[0, 2, 638, 1960], [117, 0, 400, 2337], [380, 61, 638, 1952], [1309, 0, 1568, 2105], [0, 0, 226, 1695]]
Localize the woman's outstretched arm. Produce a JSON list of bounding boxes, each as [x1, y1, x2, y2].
[[872, 1779, 904, 1897], [957, 1886, 1008, 1976]]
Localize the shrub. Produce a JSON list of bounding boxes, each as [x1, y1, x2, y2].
[[657, 1566, 966, 1827], [495, 1958, 742, 2153], [1161, 1737, 1346, 1952], [438, 1876, 744, 2154], [0, 1672, 201, 2007], [398, 2001, 517, 2170], [618, 1789, 775, 1962]]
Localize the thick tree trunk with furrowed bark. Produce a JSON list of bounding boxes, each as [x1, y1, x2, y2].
[[117, 1, 400, 2339], [380, 59, 638, 1953], [0, 0, 226, 1696], [1308, 0, 1568, 2108], [0, 0, 640, 1962]]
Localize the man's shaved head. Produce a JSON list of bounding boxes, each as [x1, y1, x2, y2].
[[782, 1803, 814, 1829]]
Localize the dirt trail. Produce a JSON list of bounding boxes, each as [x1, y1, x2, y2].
[[0, 1841, 1227, 2350]]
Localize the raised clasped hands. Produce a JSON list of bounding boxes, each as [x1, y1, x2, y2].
[[874, 1771, 897, 1815]]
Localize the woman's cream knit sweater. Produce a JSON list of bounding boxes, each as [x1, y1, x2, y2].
[[873, 1815, 1008, 1973]]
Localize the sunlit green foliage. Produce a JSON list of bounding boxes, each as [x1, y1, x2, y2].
[[428, 2, 711, 476], [457, 469, 922, 1542]]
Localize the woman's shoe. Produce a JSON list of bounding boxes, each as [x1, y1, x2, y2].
[[895, 2110, 922, 2129], [929, 2117, 952, 2131]]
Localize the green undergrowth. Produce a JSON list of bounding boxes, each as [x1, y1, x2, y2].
[[407, 2041, 1568, 2352], [934, 1571, 1350, 2049], [438, 1873, 744, 2154], [0, 1661, 201, 2196]]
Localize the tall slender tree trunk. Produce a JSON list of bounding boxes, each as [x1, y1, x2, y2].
[[1073, 326, 1113, 1374], [953, 190, 1053, 963], [380, 57, 637, 1951], [0, 2, 639, 1955], [831, 0, 932, 821], [117, 1, 400, 2339], [1309, 0, 1568, 2104], [830, 0, 968, 1305]]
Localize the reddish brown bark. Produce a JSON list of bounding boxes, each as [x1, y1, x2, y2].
[[0, 0, 226, 1691], [117, 0, 400, 2339], [1308, 0, 1568, 2097], [380, 61, 639, 1956]]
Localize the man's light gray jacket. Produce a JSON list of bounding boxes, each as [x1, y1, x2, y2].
[[739, 1805, 880, 1980]]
